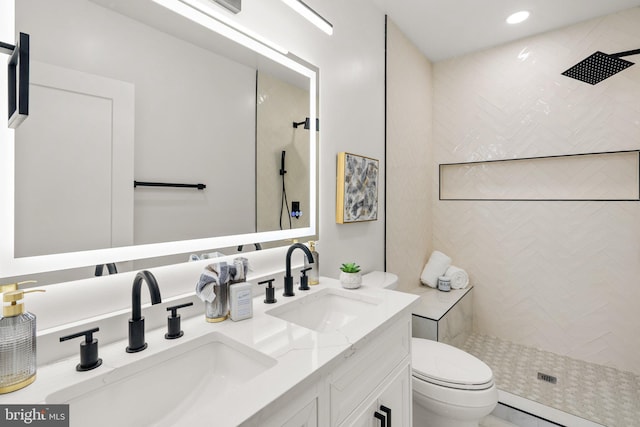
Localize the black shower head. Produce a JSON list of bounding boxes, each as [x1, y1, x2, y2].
[[292, 117, 320, 131], [562, 48, 640, 85]]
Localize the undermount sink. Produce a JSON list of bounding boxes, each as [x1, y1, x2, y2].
[[266, 288, 382, 332], [46, 332, 276, 427]]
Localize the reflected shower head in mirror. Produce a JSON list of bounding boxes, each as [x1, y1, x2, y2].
[[562, 49, 640, 85], [293, 117, 319, 131]]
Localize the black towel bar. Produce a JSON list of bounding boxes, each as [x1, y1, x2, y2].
[[134, 181, 206, 190]]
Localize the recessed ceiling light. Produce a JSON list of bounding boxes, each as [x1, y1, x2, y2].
[[506, 10, 530, 25]]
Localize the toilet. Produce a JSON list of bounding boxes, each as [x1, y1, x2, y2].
[[411, 338, 497, 427], [362, 272, 498, 427]]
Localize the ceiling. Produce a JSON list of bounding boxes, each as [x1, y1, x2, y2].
[[371, 0, 640, 62]]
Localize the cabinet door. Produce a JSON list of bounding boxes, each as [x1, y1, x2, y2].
[[330, 318, 411, 426], [376, 362, 411, 427], [341, 361, 412, 427]]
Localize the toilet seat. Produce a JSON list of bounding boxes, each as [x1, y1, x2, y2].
[[411, 338, 494, 390]]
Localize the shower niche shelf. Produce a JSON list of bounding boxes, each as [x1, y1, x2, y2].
[[439, 150, 640, 201]]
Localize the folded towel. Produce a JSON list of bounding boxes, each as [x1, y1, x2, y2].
[[420, 251, 452, 288], [195, 262, 229, 302], [445, 265, 469, 290]]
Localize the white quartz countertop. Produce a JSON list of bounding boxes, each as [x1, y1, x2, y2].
[[407, 285, 472, 320], [0, 277, 419, 426]]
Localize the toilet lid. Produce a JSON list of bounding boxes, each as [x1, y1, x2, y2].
[[412, 338, 494, 390]]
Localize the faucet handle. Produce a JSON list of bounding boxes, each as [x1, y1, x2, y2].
[[299, 267, 312, 291], [258, 279, 277, 304], [165, 302, 194, 339], [59, 327, 102, 371]]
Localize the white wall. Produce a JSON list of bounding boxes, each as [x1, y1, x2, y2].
[[228, 0, 387, 277], [17, 0, 256, 248], [385, 19, 434, 292], [432, 8, 640, 374]]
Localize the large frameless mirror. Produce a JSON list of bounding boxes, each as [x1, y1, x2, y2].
[[0, 0, 317, 279]]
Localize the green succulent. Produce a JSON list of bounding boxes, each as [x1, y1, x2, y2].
[[340, 263, 361, 273]]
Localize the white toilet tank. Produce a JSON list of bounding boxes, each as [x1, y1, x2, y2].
[[361, 271, 398, 290]]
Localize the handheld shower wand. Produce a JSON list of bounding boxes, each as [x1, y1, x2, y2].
[[279, 150, 292, 230]]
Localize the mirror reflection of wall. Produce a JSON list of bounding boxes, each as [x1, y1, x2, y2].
[[13, 0, 311, 260], [256, 72, 310, 233]]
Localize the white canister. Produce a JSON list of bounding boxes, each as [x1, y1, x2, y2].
[[437, 276, 451, 292]]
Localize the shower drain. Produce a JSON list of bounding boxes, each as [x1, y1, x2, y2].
[[537, 372, 558, 384]]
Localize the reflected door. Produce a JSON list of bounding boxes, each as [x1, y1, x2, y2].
[[15, 61, 134, 257]]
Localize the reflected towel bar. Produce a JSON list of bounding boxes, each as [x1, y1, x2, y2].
[[134, 181, 206, 190]]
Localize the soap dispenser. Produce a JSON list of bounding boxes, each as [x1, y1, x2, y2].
[[0, 288, 45, 394], [0, 280, 37, 296], [306, 241, 319, 285]]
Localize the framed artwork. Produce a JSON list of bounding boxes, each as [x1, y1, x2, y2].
[[336, 152, 379, 223]]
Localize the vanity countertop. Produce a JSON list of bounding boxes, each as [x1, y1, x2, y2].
[[0, 277, 419, 426]]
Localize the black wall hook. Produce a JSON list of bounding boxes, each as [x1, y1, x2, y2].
[[1, 33, 29, 128]]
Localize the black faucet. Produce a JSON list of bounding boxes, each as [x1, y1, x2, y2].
[[283, 243, 314, 297], [126, 270, 162, 353], [237, 242, 262, 252], [94, 263, 118, 276]]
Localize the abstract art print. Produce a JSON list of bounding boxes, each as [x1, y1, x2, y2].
[[336, 152, 379, 223]]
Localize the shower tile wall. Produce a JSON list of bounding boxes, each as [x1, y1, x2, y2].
[[256, 72, 311, 233], [432, 7, 640, 374]]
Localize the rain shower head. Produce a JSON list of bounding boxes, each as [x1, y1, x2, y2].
[[562, 48, 640, 85]]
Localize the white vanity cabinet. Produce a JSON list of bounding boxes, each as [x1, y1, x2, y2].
[[242, 313, 412, 427], [329, 315, 411, 426], [262, 398, 319, 427], [9, 276, 418, 427], [241, 380, 320, 427], [344, 362, 412, 427]]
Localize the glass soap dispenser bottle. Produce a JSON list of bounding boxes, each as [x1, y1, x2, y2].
[[0, 288, 45, 394], [306, 241, 320, 285]]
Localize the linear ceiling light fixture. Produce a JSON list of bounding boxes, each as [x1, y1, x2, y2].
[[281, 0, 333, 35], [211, 0, 241, 14], [153, 0, 288, 54]]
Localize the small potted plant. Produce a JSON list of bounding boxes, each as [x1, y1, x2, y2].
[[340, 262, 362, 289]]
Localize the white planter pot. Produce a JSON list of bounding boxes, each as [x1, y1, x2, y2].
[[340, 271, 362, 289]]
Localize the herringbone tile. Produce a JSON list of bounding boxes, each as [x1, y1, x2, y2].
[[432, 7, 640, 376]]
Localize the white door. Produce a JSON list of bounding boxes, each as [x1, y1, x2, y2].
[[14, 61, 134, 257]]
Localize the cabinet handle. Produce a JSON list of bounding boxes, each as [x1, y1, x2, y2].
[[374, 411, 386, 427], [380, 405, 391, 427]]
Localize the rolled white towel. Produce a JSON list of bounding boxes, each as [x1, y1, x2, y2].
[[420, 251, 452, 288], [445, 265, 469, 290]]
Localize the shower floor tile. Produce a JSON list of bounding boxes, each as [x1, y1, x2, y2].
[[462, 333, 640, 427]]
